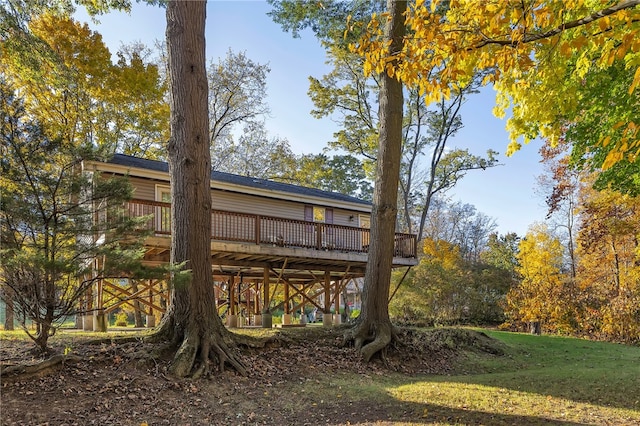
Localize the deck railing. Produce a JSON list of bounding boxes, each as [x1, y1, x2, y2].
[[124, 199, 417, 258]]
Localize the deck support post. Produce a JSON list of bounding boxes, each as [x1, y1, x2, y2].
[[261, 267, 272, 328], [83, 284, 94, 330], [92, 259, 107, 332], [94, 308, 108, 332], [228, 275, 238, 327], [333, 282, 341, 325], [284, 280, 290, 313], [147, 282, 155, 327], [323, 271, 332, 327]]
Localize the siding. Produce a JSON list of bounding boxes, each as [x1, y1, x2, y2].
[[126, 176, 370, 225], [130, 177, 158, 201]]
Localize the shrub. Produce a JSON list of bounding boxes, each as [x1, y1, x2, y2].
[[115, 312, 128, 327]]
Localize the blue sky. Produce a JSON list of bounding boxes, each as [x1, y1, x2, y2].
[[77, 0, 548, 236]]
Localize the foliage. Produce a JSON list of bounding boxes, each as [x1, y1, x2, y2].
[[271, 1, 498, 238], [279, 152, 373, 200], [575, 184, 640, 343], [353, 0, 640, 192], [110, 44, 169, 159], [211, 120, 297, 179], [207, 49, 271, 155], [391, 228, 515, 326], [0, 82, 149, 352], [538, 141, 580, 278], [504, 223, 578, 334], [114, 311, 129, 327], [0, 12, 168, 158], [565, 62, 640, 195], [307, 44, 380, 164], [267, 0, 384, 47]]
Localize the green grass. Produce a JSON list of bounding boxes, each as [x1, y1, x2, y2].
[[3, 327, 639, 424], [289, 329, 640, 425]]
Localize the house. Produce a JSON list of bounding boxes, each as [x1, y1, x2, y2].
[[82, 153, 418, 329]]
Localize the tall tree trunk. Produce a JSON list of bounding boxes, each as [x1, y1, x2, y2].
[[344, 0, 406, 362], [152, 0, 245, 378]]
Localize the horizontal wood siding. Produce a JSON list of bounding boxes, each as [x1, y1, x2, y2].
[[211, 190, 369, 225], [212, 190, 301, 220], [118, 172, 370, 224], [129, 177, 157, 201]]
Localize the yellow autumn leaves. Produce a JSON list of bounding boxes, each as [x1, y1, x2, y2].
[[352, 0, 640, 169]]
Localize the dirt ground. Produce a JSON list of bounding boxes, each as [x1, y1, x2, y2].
[[1, 327, 503, 426]]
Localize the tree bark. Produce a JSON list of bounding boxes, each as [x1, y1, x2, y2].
[[344, 0, 406, 362], [152, 0, 245, 378]]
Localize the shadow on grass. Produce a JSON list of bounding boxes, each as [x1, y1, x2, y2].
[[457, 330, 640, 411], [300, 389, 587, 425]]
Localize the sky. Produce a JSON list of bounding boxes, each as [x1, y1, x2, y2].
[[76, 0, 549, 236]]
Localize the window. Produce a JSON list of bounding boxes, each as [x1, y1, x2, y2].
[[305, 206, 333, 224], [313, 206, 325, 222]]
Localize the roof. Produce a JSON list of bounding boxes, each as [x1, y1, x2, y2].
[[108, 153, 371, 207]]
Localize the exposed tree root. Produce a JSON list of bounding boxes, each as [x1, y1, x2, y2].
[[343, 320, 398, 362], [150, 315, 248, 378], [1, 354, 82, 380]]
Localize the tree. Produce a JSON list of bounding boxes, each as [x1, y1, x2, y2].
[[0, 81, 145, 352], [504, 224, 570, 334], [575, 184, 640, 342], [415, 148, 498, 240], [153, 0, 245, 377], [354, 0, 640, 188], [1, 12, 113, 150], [342, 0, 407, 361], [538, 142, 581, 279], [207, 50, 271, 158], [294, 11, 498, 237], [111, 43, 170, 159], [391, 228, 516, 326], [564, 61, 640, 195], [211, 120, 296, 178], [0, 12, 168, 158], [280, 152, 373, 200]]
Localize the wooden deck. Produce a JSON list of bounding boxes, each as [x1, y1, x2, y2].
[[85, 199, 418, 330], [125, 198, 418, 272]]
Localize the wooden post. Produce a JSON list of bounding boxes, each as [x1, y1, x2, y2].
[[254, 280, 260, 316], [334, 280, 341, 325], [83, 285, 93, 331], [146, 281, 155, 327], [282, 278, 291, 325], [261, 267, 272, 328], [228, 276, 238, 327], [323, 271, 332, 327], [94, 279, 107, 332]]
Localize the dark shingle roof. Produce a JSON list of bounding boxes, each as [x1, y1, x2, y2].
[[109, 153, 370, 206]]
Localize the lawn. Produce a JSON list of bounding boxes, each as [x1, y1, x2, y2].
[[278, 329, 640, 425], [378, 330, 640, 424], [1, 327, 639, 425]]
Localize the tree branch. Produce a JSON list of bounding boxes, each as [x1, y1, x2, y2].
[[474, 0, 640, 49]]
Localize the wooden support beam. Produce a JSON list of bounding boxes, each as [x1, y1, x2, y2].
[[262, 267, 270, 314], [324, 271, 331, 314], [101, 279, 167, 314], [229, 275, 236, 316]]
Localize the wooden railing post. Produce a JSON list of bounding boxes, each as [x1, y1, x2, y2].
[[255, 215, 261, 245], [316, 223, 322, 250], [124, 198, 417, 258]]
